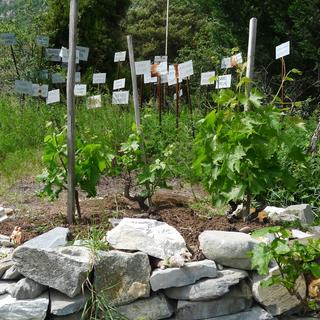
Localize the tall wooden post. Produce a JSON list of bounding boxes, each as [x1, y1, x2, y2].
[[66, 0, 78, 224], [127, 35, 141, 128], [245, 17, 257, 108]]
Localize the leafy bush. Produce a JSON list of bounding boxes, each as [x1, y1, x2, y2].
[[250, 226, 320, 311], [115, 126, 174, 211], [37, 123, 113, 220], [194, 85, 306, 214]]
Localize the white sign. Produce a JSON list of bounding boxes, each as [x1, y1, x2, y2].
[[39, 70, 49, 80], [112, 91, 129, 105], [174, 89, 183, 100], [232, 53, 243, 65], [32, 84, 49, 98], [135, 60, 151, 75], [87, 95, 102, 109], [45, 48, 61, 62], [161, 74, 168, 84], [15, 80, 33, 95], [74, 84, 87, 96], [221, 57, 231, 69], [76, 46, 89, 61], [113, 78, 126, 90], [59, 47, 79, 64], [216, 74, 232, 89], [75, 72, 81, 83], [154, 56, 167, 63], [144, 73, 157, 84], [168, 65, 177, 86], [276, 41, 290, 59], [114, 51, 126, 62], [201, 71, 215, 86], [46, 89, 60, 104], [0, 33, 16, 46], [36, 35, 49, 47], [178, 60, 193, 79], [92, 73, 106, 84], [157, 62, 168, 76], [52, 73, 66, 84]]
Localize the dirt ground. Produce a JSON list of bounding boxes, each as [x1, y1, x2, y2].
[[0, 176, 268, 257]]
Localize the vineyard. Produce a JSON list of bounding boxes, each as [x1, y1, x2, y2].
[[0, 1, 320, 320]]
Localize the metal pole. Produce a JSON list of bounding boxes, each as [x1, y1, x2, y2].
[[245, 17, 257, 105], [127, 35, 141, 128], [165, 0, 169, 57], [66, 0, 78, 224]]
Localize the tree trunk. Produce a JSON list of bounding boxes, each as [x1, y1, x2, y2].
[[75, 189, 81, 220]]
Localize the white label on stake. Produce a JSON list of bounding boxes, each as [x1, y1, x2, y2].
[[161, 73, 168, 84], [157, 62, 168, 76], [36, 35, 49, 47], [92, 73, 106, 84], [39, 70, 49, 80], [45, 48, 61, 62], [15, 80, 33, 95], [59, 47, 79, 64], [135, 60, 151, 75], [113, 78, 126, 90], [76, 46, 89, 61], [112, 91, 129, 105], [232, 53, 243, 65], [178, 60, 193, 79], [221, 57, 231, 69], [114, 51, 126, 62], [32, 84, 48, 98], [52, 73, 66, 84], [201, 71, 215, 86], [74, 84, 87, 96], [154, 56, 167, 63], [46, 89, 60, 104], [276, 41, 290, 59], [0, 33, 16, 46], [75, 72, 81, 83], [174, 89, 183, 100], [216, 74, 232, 89], [144, 73, 157, 84], [87, 95, 102, 109], [168, 65, 177, 86]]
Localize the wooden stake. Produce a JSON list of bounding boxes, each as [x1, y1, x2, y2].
[[127, 35, 141, 128], [186, 77, 195, 138], [66, 0, 78, 224], [174, 64, 180, 129], [245, 17, 257, 105], [157, 76, 162, 132], [10, 45, 20, 78]]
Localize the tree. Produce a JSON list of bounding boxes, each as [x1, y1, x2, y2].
[[209, 0, 320, 103], [45, 0, 130, 78]]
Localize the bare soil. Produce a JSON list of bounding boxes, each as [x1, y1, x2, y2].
[[0, 176, 268, 257]]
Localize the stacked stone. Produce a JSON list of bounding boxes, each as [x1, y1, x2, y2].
[[0, 204, 316, 320]]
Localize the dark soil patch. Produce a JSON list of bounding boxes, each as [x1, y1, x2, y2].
[[0, 191, 269, 258]]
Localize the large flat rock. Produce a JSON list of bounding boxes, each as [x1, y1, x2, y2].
[[50, 289, 88, 316], [165, 269, 248, 301], [199, 306, 275, 319], [150, 260, 217, 291], [252, 266, 306, 315], [20, 227, 69, 250], [94, 250, 151, 306], [0, 292, 49, 320], [174, 284, 252, 320], [117, 293, 174, 320], [7, 278, 47, 300], [106, 218, 188, 259], [199, 230, 258, 269], [265, 204, 314, 225], [13, 246, 92, 298]]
